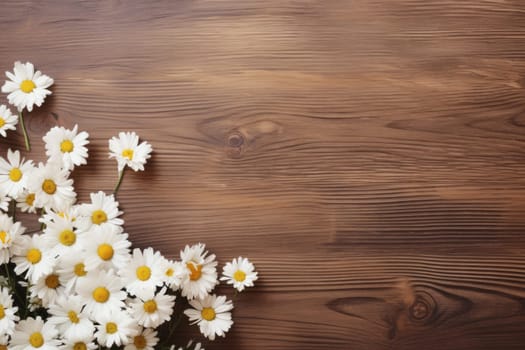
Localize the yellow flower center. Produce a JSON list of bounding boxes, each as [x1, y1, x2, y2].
[[143, 300, 157, 314], [233, 270, 246, 282], [74, 263, 87, 277], [29, 332, 44, 348], [45, 274, 60, 289], [0, 117, 4, 128], [136, 266, 151, 281], [92, 287, 110, 303], [133, 335, 147, 349], [60, 139, 74, 153], [42, 179, 57, 194], [59, 229, 76, 246], [97, 243, 114, 261], [165, 268, 174, 277], [122, 148, 134, 160], [187, 262, 203, 281], [26, 248, 42, 264], [106, 322, 118, 334], [201, 307, 216, 321], [91, 210, 107, 225], [73, 342, 87, 350], [25, 193, 35, 206], [9, 167, 22, 182], [0, 231, 9, 244], [20, 80, 36, 93], [68, 310, 79, 323], [0, 305, 4, 319]]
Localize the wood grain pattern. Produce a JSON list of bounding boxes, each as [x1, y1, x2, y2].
[[1, 0, 525, 348]]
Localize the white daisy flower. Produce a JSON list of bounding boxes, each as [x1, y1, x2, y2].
[[12, 234, 56, 283], [39, 208, 67, 227], [82, 225, 131, 272], [56, 250, 88, 293], [43, 201, 76, 221], [124, 327, 159, 350], [119, 248, 164, 298], [94, 310, 138, 347], [40, 205, 79, 227], [221, 256, 258, 292], [16, 190, 37, 213], [0, 149, 34, 198], [0, 195, 8, 213], [42, 210, 82, 256], [129, 287, 175, 328], [1, 61, 54, 112], [171, 341, 205, 350], [43, 125, 89, 171], [180, 243, 218, 300], [0, 335, 9, 350], [184, 294, 234, 341], [0, 213, 25, 264], [0, 105, 18, 137], [160, 258, 186, 291], [183, 341, 204, 350], [60, 333, 97, 350], [75, 269, 126, 319], [109, 131, 152, 172], [76, 191, 123, 232], [10, 316, 61, 350], [0, 197, 8, 216], [26, 295, 43, 313], [0, 193, 8, 213], [28, 162, 76, 211], [0, 286, 19, 336], [30, 271, 66, 305], [47, 295, 94, 340]]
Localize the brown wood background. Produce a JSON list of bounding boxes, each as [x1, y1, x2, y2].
[[1, 0, 525, 349]]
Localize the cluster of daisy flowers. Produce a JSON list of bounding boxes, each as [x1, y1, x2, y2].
[[0, 62, 258, 350]]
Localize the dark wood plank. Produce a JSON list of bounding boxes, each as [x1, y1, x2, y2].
[[1, 0, 525, 348]]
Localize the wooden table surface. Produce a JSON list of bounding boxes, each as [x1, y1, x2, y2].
[[1, 1, 525, 349]]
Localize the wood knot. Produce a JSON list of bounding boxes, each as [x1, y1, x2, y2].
[[225, 130, 245, 159], [227, 133, 244, 147], [409, 291, 436, 324]]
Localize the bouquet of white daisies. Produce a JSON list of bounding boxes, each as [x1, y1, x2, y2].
[[0, 62, 258, 350]]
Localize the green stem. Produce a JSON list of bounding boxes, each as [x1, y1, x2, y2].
[[10, 199, 16, 221], [3, 264, 24, 309], [234, 289, 239, 299], [3, 264, 12, 288], [18, 110, 30, 151], [162, 312, 182, 347], [23, 281, 31, 318], [113, 169, 126, 195], [159, 291, 184, 347], [40, 208, 46, 231]]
